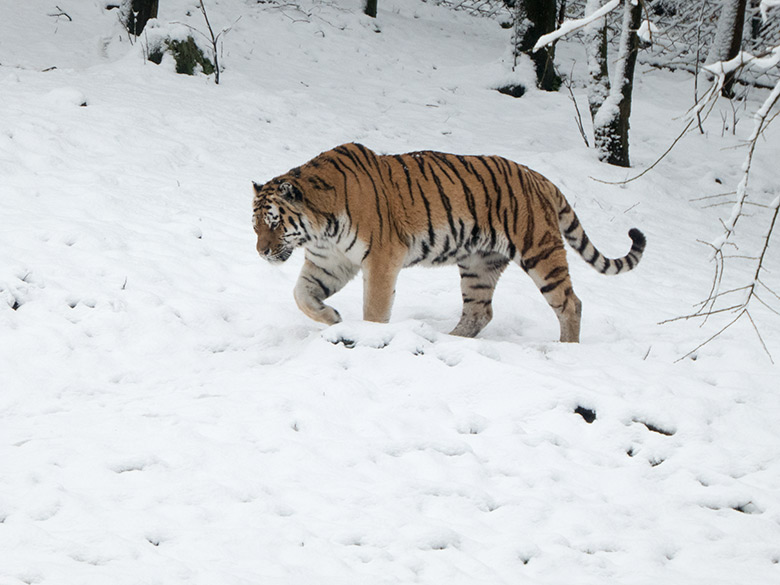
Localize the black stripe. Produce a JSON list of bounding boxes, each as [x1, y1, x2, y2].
[[544, 266, 567, 281], [429, 161, 458, 238], [412, 153, 429, 177], [564, 215, 580, 235], [485, 157, 507, 217], [474, 158, 501, 249], [467, 157, 497, 247], [345, 228, 359, 252], [417, 184, 436, 246], [325, 156, 357, 226], [304, 275, 331, 298], [339, 147, 384, 238], [540, 278, 565, 294], [307, 176, 335, 191], [522, 246, 557, 271], [420, 240, 430, 260], [391, 155, 416, 205], [362, 234, 373, 261], [438, 154, 480, 226], [497, 158, 520, 236]]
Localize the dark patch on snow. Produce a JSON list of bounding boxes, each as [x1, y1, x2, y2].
[[635, 419, 675, 436], [331, 337, 357, 349], [732, 502, 761, 515], [496, 84, 526, 98], [574, 406, 596, 423]]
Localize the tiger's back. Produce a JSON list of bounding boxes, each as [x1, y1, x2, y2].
[[252, 143, 645, 342]]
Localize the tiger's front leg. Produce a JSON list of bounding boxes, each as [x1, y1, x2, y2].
[[361, 248, 406, 323], [294, 255, 359, 325]]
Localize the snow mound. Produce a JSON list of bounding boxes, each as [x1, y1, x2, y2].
[[44, 87, 88, 107]]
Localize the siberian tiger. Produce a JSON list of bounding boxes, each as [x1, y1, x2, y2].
[[252, 143, 645, 342]]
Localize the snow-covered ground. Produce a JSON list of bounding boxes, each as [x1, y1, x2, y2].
[[1, 1, 779, 584]]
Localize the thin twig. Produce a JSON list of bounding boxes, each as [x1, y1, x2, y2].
[[659, 303, 744, 325], [563, 64, 589, 148], [48, 6, 72, 21], [674, 311, 745, 363], [745, 310, 775, 363], [689, 191, 738, 202], [589, 116, 695, 185]]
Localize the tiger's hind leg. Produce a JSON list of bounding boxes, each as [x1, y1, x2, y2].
[[450, 252, 509, 338], [520, 247, 582, 343], [294, 255, 359, 326]]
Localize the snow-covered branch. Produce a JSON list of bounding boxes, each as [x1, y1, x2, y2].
[[704, 49, 780, 258], [761, 0, 780, 21], [532, 0, 620, 52], [679, 25, 780, 360], [704, 46, 780, 78]]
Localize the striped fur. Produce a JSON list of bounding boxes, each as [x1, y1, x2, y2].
[[252, 143, 646, 342]]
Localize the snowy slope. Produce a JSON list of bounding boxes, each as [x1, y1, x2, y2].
[[1, 1, 779, 585]]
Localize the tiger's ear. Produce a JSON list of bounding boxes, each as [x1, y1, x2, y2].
[[252, 181, 264, 194], [278, 181, 303, 202]]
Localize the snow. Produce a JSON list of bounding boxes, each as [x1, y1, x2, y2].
[[637, 19, 659, 44], [1, 1, 780, 585], [762, 0, 780, 22], [533, 0, 619, 52]]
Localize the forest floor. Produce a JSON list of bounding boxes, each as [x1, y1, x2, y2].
[[1, 2, 779, 584]]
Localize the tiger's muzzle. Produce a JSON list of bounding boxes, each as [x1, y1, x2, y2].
[[257, 243, 293, 264]]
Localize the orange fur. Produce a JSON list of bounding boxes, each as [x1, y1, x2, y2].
[[253, 143, 645, 341]]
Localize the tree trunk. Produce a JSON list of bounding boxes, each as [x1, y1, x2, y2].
[[364, 0, 377, 18], [520, 0, 561, 91], [124, 0, 159, 36], [584, 0, 610, 120], [709, 0, 749, 97], [593, 0, 642, 167]]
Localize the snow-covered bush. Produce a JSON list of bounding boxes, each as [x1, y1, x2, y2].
[[142, 21, 215, 77]]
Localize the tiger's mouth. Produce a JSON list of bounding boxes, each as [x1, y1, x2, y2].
[[260, 247, 293, 264]]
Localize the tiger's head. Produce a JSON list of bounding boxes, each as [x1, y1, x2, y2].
[[252, 179, 310, 264]]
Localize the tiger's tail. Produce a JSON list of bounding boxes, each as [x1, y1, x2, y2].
[[557, 196, 646, 275]]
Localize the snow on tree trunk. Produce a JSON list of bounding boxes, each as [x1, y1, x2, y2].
[[593, 0, 643, 167], [584, 0, 610, 120], [708, 0, 749, 97]]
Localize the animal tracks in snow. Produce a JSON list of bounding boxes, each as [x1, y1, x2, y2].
[[322, 320, 509, 369]]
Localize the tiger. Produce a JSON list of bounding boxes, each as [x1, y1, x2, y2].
[[252, 143, 645, 342]]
